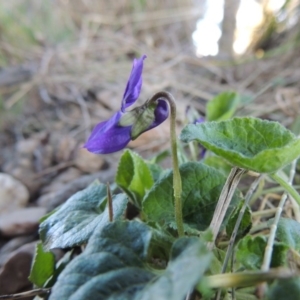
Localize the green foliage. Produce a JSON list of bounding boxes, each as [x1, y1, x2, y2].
[[0, 1, 74, 59], [206, 92, 239, 121], [29, 242, 55, 288], [267, 278, 300, 300], [203, 155, 232, 176], [39, 181, 128, 250], [49, 221, 211, 300], [143, 162, 240, 230], [180, 117, 300, 173], [138, 237, 211, 300], [274, 218, 300, 252], [236, 236, 289, 270], [116, 150, 153, 208], [21, 97, 300, 299], [226, 201, 252, 240]]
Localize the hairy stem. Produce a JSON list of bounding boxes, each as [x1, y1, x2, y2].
[[148, 91, 184, 236]]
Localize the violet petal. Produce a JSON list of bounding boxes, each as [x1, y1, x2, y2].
[[147, 99, 169, 130], [84, 111, 132, 154], [121, 55, 146, 112]]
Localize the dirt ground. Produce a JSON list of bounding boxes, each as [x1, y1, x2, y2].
[[0, 0, 300, 296]]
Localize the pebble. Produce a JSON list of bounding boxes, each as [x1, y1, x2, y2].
[[0, 241, 36, 294], [0, 207, 47, 237], [74, 146, 106, 173], [0, 173, 29, 215]]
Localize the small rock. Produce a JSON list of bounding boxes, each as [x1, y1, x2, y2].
[[0, 241, 36, 294], [0, 173, 29, 214], [16, 139, 39, 155], [8, 167, 42, 196], [37, 192, 56, 209], [0, 207, 47, 237], [54, 135, 77, 163], [74, 146, 106, 173], [0, 235, 36, 267], [33, 144, 54, 172]]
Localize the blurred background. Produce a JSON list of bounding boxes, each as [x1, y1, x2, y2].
[[0, 0, 300, 295]]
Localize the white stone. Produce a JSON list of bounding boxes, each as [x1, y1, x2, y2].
[[0, 207, 46, 236], [0, 173, 29, 215]]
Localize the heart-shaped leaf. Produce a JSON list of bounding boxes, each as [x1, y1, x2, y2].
[[39, 182, 128, 250], [180, 117, 300, 173], [206, 92, 239, 122], [116, 150, 153, 208], [143, 162, 240, 230], [49, 221, 211, 300], [137, 237, 211, 300]]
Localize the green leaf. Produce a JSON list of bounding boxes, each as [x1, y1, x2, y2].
[[226, 201, 252, 241], [29, 242, 55, 287], [116, 150, 153, 208], [49, 221, 153, 300], [272, 217, 300, 252], [143, 162, 240, 230], [39, 182, 128, 250], [149, 149, 170, 164], [236, 236, 289, 270], [180, 117, 300, 173], [206, 92, 239, 121], [267, 278, 300, 300], [137, 237, 211, 300], [146, 163, 166, 182], [49, 221, 211, 300], [44, 251, 73, 288], [203, 155, 232, 176]]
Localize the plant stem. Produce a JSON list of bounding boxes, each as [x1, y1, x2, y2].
[[106, 182, 113, 222], [262, 160, 298, 271], [148, 91, 184, 236], [0, 288, 50, 299], [252, 208, 277, 218], [208, 167, 245, 249], [249, 222, 269, 234], [215, 174, 265, 300], [222, 175, 265, 271], [203, 268, 296, 289], [270, 168, 300, 220]]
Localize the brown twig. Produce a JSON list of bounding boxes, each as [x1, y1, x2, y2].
[[0, 288, 50, 300]]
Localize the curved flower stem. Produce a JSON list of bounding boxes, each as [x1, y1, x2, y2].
[[148, 91, 184, 236]]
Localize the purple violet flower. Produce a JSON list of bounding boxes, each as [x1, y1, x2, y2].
[[84, 55, 169, 154]]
